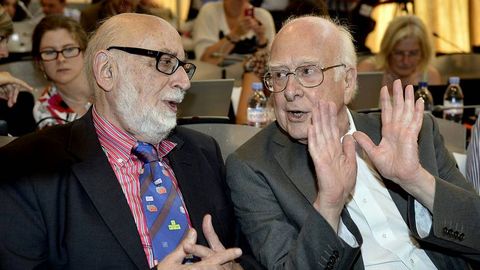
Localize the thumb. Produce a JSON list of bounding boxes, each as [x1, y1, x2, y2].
[[352, 131, 376, 157], [162, 228, 197, 264]]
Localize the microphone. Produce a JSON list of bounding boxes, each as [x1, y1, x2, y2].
[[17, 1, 34, 19], [432, 104, 480, 112], [432, 32, 468, 53], [355, 104, 480, 114]]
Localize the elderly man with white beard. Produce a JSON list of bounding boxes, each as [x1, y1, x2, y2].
[[0, 13, 260, 270]]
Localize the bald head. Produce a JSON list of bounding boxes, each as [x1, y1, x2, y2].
[[85, 13, 183, 96], [271, 16, 357, 73]]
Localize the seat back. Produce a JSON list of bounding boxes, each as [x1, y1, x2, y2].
[[182, 123, 261, 161], [435, 117, 467, 154]]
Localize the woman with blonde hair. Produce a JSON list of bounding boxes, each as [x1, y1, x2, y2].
[[358, 15, 441, 90]]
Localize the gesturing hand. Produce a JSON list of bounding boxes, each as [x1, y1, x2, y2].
[[308, 101, 357, 232], [0, 72, 34, 107], [353, 79, 435, 209], [156, 214, 243, 270]]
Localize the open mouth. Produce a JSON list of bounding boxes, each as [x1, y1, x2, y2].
[[287, 110, 308, 121], [165, 100, 180, 112]]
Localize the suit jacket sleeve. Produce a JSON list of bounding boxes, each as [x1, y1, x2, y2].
[[226, 153, 362, 270], [409, 114, 480, 260]]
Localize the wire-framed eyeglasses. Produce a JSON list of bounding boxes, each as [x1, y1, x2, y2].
[[263, 63, 346, 93], [107, 46, 196, 80], [40, 47, 82, 61]]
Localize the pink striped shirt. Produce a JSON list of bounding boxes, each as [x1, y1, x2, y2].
[[92, 106, 190, 268]]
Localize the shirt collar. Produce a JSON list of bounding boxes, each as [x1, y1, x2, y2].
[[92, 105, 177, 162]]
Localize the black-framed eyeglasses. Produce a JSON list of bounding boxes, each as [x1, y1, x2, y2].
[[107, 46, 196, 80], [263, 63, 346, 93], [40, 47, 82, 61]]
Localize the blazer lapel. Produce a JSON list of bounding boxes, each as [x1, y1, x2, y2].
[[68, 112, 149, 270], [166, 132, 208, 246], [272, 129, 317, 203], [352, 112, 409, 221]]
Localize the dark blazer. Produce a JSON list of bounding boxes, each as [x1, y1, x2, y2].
[[0, 110, 258, 270], [226, 112, 480, 270]]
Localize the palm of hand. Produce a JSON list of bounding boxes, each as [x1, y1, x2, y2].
[[370, 119, 422, 184]]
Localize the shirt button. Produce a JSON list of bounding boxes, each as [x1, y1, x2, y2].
[[410, 258, 414, 265], [362, 198, 368, 203], [117, 158, 123, 163], [382, 233, 387, 238]]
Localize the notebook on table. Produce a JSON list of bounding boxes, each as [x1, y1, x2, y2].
[[349, 71, 384, 112], [177, 79, 235, 124]]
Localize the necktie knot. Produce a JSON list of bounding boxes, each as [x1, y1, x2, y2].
[[132, 141, 160, 163]]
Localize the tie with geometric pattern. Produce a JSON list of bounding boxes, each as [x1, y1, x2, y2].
[[132, 141, 189, 262]]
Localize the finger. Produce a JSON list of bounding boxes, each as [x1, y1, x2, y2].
[[379, 85, 392, 125], [342, 134, 357, 163], [7, 85, 19, 108], [411, 97, 425, 134], [318, 100, 333, 142], [184, 243, 214, 258], [13, 80, 34, 92], [202, 214, 225, 251], [391, 79, 404, 123], [197, 248, 242, 266], [352, 131, 376, 158], [402, 84, 415, 124], [308, 101, 322, 150], [163, 229, 197, 264], [328, 102, 340, 140]]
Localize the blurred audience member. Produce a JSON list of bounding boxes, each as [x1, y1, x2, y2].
[[1, 0, 31, 21], [136, 0, 173, 22], [31, 15, 91, 129], [467, 115, 480, 194], [80, 0, 139, 33], [193, 0, 275, 65], [235, 0, 328, 125], [0, 6, 36, 135], [1, 0, 16, 18], [33, 0, 81, 21], [358, 15, 441, 90]]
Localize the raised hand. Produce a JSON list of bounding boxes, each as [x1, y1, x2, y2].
[[353, 79, 435, 210], [308, 100, 357, 232]]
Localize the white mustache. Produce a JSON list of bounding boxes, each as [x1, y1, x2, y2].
[[162, 88, 186, 103]]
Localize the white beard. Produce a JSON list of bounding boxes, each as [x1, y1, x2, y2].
[[115, 81, 185, 144]]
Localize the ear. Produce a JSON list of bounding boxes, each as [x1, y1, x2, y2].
[[343, 67, 357, 105], [93, 50, 115, 92]]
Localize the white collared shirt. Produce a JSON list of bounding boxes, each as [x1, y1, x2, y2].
[[339, 109, 437, 270]]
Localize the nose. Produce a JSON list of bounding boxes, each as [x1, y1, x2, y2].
[[283, 73, 303, 101], [56, 52, 66, 62], [172, 67, 191, 91]]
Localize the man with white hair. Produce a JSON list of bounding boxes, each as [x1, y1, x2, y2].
[[226, 15, 480, 269], [0, 13, 258, 270]]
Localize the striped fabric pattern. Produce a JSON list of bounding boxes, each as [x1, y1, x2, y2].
[[466, 117, 480, 194]]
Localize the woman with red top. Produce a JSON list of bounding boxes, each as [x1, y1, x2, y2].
[[31, 15, 91, 129]]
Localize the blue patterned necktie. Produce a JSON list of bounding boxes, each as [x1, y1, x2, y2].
[[132, 141, 189, 262]]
